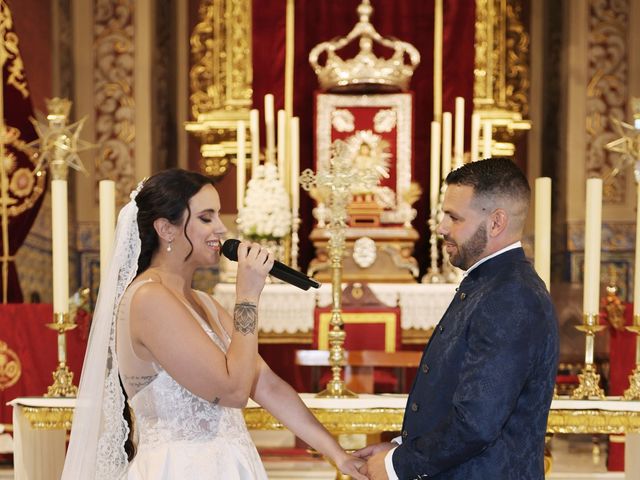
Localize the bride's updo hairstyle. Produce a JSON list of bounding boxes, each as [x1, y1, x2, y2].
[[134, 168, 215, 274]]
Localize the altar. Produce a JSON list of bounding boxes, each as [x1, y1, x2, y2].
[[212, 282, 457, 343], [9, 395, 640, 479]]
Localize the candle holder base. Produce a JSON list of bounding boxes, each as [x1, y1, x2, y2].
[[316, 378, 358, 399], [571, 364, 605, 399], [422, 268, 445, 284], [45, 361, 78, 397], [623, 366, 640, 400]]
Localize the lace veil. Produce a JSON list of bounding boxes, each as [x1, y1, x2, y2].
[[61, 188, 142, 479]]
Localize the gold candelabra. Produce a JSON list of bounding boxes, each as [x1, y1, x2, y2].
[[300, 139, 377, 398], [571, 313, 606, 399], [28, 98, 93, 397]]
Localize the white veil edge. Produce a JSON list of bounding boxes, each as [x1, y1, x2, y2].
[[61, 196, 141, 480]]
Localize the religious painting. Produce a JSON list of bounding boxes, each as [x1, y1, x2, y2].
[[315, 93, 414, 227]]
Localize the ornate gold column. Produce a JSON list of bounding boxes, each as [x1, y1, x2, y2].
[[474, 0, 531, 156], [185, 0, 253, 179]]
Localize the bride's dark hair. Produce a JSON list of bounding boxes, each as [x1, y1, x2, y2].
[[134, 168, 216, 274], [121, 168, 215, 460]]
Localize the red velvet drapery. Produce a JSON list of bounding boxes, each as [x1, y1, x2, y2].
[[0, 2, 47, 302], [252, 0, 476, 274]]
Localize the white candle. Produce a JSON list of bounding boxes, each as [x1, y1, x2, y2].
[[99, 180, 116, 285], [634, 182, 640, 320], [264, 94, 275, 164], [236, 121, 246, 211], [482, 120, 492, 159], [470, 113, 480, 162], [51, 179, 69, 314], [583, 178, 603, 315], [433, 0, 443, 120], [429, 121, 441, 212], [441, 112, 452, 179], [290, 116, 300, 215], [249, 109, 260, 176], [534, 177, 552, 291], [277, 109, 286, 177], [454, 97, 465, 169]]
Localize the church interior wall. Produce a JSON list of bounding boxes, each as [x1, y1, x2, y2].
[[8, 0, 640, 366]]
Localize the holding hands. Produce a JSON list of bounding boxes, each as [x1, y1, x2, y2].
[[352, 442, 397, 480]]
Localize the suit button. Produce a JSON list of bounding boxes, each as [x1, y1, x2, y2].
[[460, 292, 467, 300], [438, 325, 444, 333], [411, 402, 419, 412], [402, 430, 408, 439], [422, 363, 429, 374]]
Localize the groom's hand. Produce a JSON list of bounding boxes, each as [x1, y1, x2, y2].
[[366, 450, 390, 480], [352, 441, 396, 460]]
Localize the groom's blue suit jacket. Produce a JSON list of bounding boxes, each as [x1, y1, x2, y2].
[[393, 248, 559, 479]]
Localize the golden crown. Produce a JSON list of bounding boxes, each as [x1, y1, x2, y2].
[[309, 0, 420, 93]]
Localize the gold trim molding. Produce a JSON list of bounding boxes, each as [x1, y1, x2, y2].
[[474, 0, 531, 156], [185, 0, 253, 179], [17, 403, 640, 436]]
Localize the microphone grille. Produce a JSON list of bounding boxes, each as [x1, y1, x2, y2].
[[221, 239, 240, 261]]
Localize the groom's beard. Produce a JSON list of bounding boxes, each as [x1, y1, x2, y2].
[[445, 222, 488, 270]]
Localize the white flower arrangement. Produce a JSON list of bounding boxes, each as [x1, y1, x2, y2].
[[237, 163, 291, 241]]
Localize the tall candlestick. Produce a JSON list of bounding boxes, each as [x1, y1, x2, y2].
[[482, 120, 492, 159], [277, 109, 286, 180], [264, 94, 275, 164], [454, 97, 465, 169], [441, 112, 452, 179], [249, 109, 260, 176], [290, 117, 300, 215], [583, 178, 603, 315], [429, 121, 441, 213], [634, 182, 640, 321], [99, 180, 116, 285], [470, 113, 480, 162], [433, 0, 443, 122], [52, 179, 69, 313], [236, 121, 246, 211], [534, 177, 552, 290]]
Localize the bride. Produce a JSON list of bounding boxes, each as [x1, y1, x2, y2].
[[61, 168, 366, 479]]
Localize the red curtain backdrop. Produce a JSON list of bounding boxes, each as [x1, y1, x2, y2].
[[252, 0, 475, 274], [0, 304, 88, 427], [606, 303, 635, 471], [0, 1, 47, 302]]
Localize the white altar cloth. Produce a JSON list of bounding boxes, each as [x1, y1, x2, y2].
[[213, 282, 457, 333]]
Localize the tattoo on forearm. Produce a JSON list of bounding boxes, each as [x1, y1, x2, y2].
[[233, 301, 257, 335], [212, 397, 220, 406]]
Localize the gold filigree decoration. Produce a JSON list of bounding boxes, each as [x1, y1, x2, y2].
[[0, 1, 29, 98], [586, 0, 628, 201], [94, 0, 136, 205], [0, 126, 46, 217], [0, 340, 21, 390], [189, 0, 252, 119]]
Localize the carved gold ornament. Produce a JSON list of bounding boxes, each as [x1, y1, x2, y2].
[[0, 340, 21, 390], [0, 1, 29, 99], [309, 0, 419, 92]]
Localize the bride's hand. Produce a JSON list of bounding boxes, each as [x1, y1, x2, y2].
[[235, 242, 274, 300], [335, 453, 368, 480]]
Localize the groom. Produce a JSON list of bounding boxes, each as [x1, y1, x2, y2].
[[355, 158, 559, 479]]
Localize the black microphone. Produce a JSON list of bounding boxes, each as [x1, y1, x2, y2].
[[221, 239, 320, 291]]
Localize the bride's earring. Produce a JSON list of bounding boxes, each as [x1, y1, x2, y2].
[[167, 239, 173, 252]]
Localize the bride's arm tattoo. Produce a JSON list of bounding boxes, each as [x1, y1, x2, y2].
[[233, 301, 257, 335]]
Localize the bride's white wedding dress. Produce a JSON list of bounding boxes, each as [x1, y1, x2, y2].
[[117, 280, 268, 479]]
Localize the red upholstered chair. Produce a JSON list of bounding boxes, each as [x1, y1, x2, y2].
[[311, 283, 402, 392]]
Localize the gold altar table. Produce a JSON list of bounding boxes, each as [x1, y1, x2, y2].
[[9, 395, 640, 479]]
